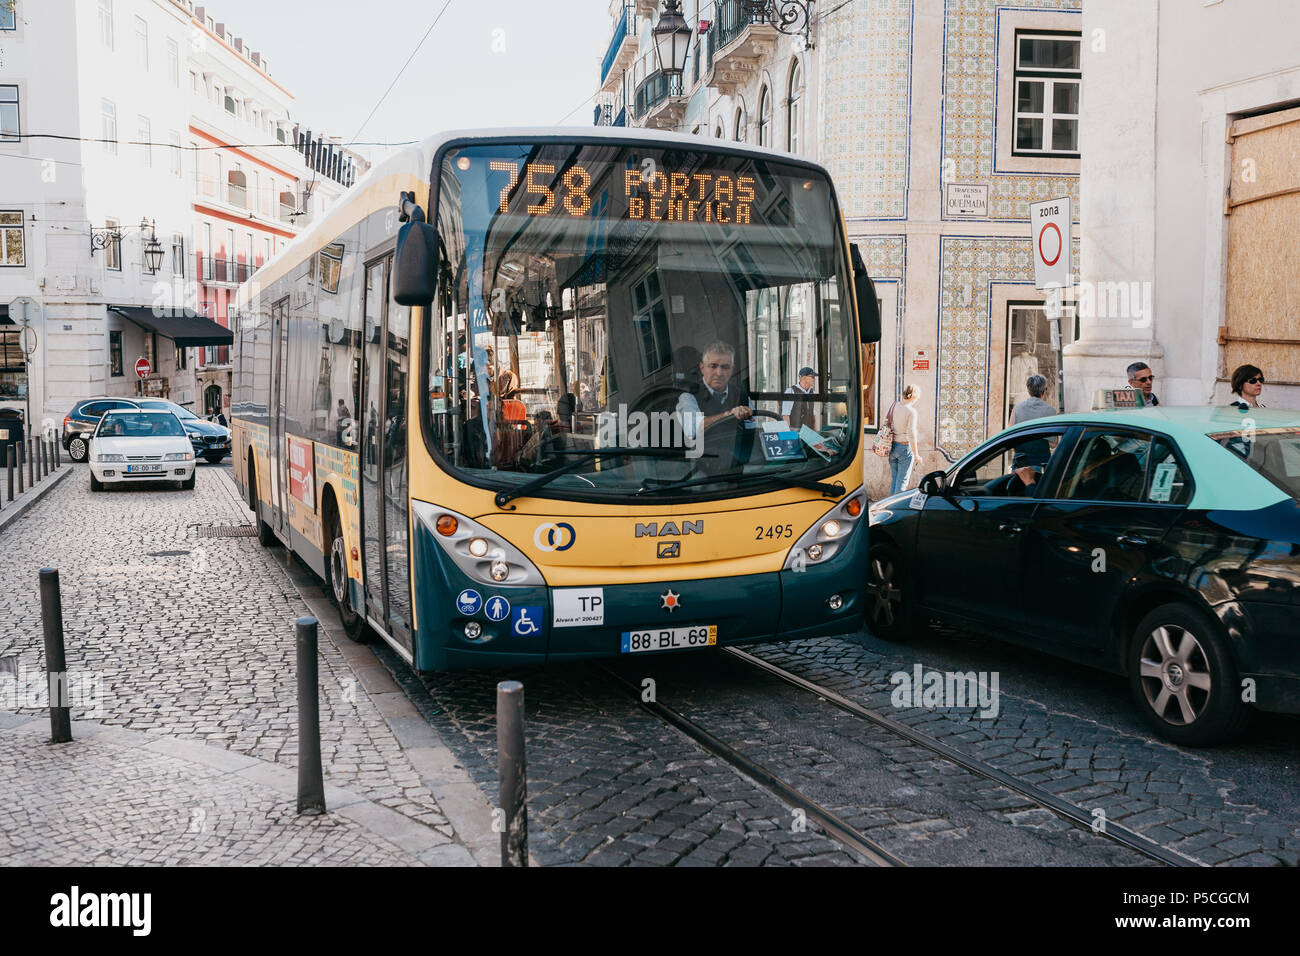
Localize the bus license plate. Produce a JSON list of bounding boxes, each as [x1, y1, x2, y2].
[[126, 464, 164, 473], [621, 625, 717, 654]]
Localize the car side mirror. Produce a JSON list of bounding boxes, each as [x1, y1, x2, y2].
[[393, 219, 439, 307], [919, 470, 946, 496], [851, 243, 881, 344]]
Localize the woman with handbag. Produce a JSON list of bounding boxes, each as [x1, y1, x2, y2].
[[875, 384, 923, 495]]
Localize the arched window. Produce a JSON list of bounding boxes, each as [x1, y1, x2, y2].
[[758, 86, 772, 148], [734, 106, 746, 142], [714, 120, 725, 139], [787, 60, 803, 153]]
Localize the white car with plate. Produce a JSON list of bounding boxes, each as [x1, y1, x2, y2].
[[89, 409, 196, 491]]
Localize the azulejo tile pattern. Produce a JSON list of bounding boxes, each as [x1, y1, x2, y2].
[[935, 235, 1078, 461], [821, 0, 913, 220], [942, 0, 1081, 220]]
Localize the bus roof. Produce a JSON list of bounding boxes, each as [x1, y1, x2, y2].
[[237, 127, 837, 309]]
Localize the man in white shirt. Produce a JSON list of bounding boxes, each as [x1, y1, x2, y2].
[[782, 367, 817, 430], [676, 340, 753, 440]]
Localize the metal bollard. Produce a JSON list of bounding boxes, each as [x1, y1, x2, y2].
[[497, 680, 528, 867], [5, 443, 11, 502], [54, 438, 60, 468], [16, 442, 24, 495], [39, 569, 72, 744], [27, 439, 35, 487], [39, 438, 47, 480], [296, 616, 326, 815]]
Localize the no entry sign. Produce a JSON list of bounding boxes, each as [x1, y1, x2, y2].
[[1030, 196, 1071, 290], [135, 357, 152, 378]]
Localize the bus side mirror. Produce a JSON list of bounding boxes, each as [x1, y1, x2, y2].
[[393, 221, 438, 307], [851, 243, 881, 344]]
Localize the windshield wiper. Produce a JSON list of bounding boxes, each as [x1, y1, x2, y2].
[[493, 447, 708, 508], [633, 470, 845, 498]]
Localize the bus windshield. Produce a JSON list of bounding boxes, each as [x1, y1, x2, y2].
[[425, 141, 859, 502]]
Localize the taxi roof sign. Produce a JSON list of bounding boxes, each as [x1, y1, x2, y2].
[[1092, 388, 1147, 411]]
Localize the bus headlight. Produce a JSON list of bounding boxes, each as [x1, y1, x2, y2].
[[413, 501, 544, 587], [782, 487, 865, 571]]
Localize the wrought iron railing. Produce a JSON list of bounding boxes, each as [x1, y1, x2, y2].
[[600, 5, 634, 85], [200, 257, 256, 284], [632, 72, 683, 120]]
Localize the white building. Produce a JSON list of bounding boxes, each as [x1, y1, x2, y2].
[[1068, 0, 1300, 412], [0, 0, 363, 434]]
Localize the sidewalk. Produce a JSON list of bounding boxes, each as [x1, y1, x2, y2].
[[0, 458, 72, 537], [0, 465, 498, 866]]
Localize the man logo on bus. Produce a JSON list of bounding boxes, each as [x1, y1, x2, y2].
[[534, 522, 576, 552]]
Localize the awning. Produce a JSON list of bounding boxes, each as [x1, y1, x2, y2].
[[108, 306, 233, 348]]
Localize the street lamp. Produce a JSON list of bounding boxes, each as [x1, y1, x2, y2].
[[652, 1, 692, 78], [141, 219, 164, 275]]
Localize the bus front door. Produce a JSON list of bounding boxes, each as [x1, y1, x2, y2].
[[267, 298, 289, 534]]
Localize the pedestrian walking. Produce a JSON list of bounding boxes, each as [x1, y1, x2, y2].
[[1127, 362, 1160, 406], [886, 384, 923, 496], [1229, 364, 1267, 409]]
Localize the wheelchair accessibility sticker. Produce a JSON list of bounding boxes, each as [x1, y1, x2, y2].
[[512, 606, 544, 637]]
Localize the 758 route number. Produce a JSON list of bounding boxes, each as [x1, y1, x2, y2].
[[755, 524, 794, 540]]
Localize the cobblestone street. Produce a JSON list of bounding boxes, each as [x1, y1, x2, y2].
[[0, 465, 482, 866]]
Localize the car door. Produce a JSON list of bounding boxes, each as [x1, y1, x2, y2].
[[914, 425, 1070, 629], [1022, 427, 1191, 654]]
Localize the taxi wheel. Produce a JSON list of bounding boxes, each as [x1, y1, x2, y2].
[[68, 437, 88, 463], [203, 454, 225, 464], [1128, 603, 1252, 746], [89, 473, 103, 492], [867, 542, 915, 641], [326, 507, 368, 643], [180, 474, 195, 490]]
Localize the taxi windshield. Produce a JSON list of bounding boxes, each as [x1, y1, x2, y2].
[[424, 141, 858, 502], [1212, 427, 1300, 499], [96, 413, 185, 438]]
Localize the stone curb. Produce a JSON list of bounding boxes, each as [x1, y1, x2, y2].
[[0, 462, 73, 537], [0, 712, 474, 866]]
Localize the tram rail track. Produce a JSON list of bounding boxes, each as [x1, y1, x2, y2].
[[725, 647, 1201, 868], [599, 665, 905, 867]]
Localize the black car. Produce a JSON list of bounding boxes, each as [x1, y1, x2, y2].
[[62, 397, 142, 462], [866, 406, 1300, 745], [132, 399, 231, 463]]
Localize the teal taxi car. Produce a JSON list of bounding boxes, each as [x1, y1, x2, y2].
[[866, 404, 1300, 745]]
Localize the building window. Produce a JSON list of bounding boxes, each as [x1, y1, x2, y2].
[[787, 60, 803, 153], [190, 70, 199, 92], [176, 344, 187, 370], [0, 211, 24, 266], [104, 218, 121, 271], [169, 131, 182, 177], [137, 115, 151, 167], [134, 15, 148, 70], [191, 141, 201, 191], [1013, 32, 1081, 156], [758, 86, 772, 147], [109, 331, 124, 376], [631, 273, 672, 376], [101, 100, 117, 154], [98, 0, 113, 49], [167, 38, 180, 87], [734, 106, 745, 142], [0, 2, 15, 31], [171, 233, 184, 277], [0, 85, 18, 142]]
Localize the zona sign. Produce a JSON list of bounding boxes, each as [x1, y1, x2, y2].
[[135, 357, 152, 378], [1029, 196, 1071, 290]]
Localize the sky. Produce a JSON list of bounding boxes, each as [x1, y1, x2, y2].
[[204, 0, 614, 163]]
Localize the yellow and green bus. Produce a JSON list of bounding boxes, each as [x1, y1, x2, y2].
[[233, 128, 881, 670]]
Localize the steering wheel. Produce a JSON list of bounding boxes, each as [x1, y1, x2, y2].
[[749, 410, 782, 420]]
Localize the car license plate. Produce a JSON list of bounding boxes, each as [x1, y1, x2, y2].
[[621, 625, 717, 654], [126, 464, 164, 473]]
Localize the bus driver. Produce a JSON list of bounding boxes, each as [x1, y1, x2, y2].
[[675, 340, 753, 436]]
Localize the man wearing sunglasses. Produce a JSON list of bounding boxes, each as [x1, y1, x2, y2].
[[1126, 361, 1160, 407]]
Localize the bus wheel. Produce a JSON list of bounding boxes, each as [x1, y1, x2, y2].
[[326, 505, 368, 643]]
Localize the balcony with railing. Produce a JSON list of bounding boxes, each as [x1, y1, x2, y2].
[[600, 5, 637, 93], [594, 88, 628, 128], [631, 71, 685, 130], [200, 257, 257, 287], [705, 0, 779, 97]]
